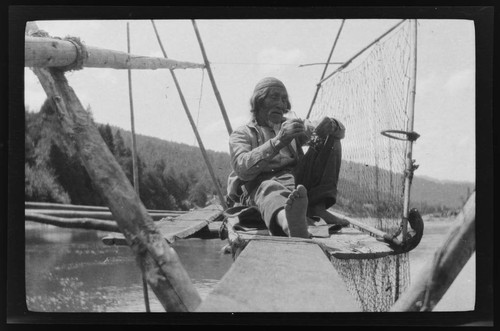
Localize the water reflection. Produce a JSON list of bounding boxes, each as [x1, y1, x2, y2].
[[25, 222, 233, 312], [25, 219, 474, 312]]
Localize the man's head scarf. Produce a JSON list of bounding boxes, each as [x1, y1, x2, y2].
[[253, 77, 287, 93]]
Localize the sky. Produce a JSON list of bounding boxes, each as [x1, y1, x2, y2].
[[24, 18, 476, 183]]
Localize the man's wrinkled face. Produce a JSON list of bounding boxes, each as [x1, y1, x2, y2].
[[256, 87, 289, 126]]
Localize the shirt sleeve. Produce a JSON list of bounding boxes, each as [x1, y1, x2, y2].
[[229, 127, 281, 181], [331, 118, 346, 139]]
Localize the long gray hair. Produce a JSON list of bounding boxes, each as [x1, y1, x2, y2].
[[249, 77, 291, 118]]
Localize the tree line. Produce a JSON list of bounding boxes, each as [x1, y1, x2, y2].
[[25, 99, 472, 214], [25, 101, 231, 211]]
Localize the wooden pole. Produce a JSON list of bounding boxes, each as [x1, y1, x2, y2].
[[191, 20, 232, 135], [25, 212, 120, 232], [306, 19, 345, 119], [25, 209, 182, 221], [126, 22, 141, 200], [317, 19, 406, 86], [30, 64, 201, 311], [25, 36, 205, 70], [298, 62, 344, 68], [401, 19, 418, 243], [126, 22, 150, 313], [390, 191, 476, 312], [329, 210, 403, 246], [25, 201, 188, 214], [151, 20, 227, 209]]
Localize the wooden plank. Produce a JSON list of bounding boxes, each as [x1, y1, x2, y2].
[[102, 207, 223, 245], [229, 223, 396, 259], [314, 227, 395, 259], [197, 240, 362, 312], [174, 206, 222, 222]]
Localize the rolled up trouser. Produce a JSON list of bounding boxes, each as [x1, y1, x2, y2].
[[241, 135, 342, 236]]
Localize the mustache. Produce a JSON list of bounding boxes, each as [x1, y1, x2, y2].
[[270, 108, 286, 114]]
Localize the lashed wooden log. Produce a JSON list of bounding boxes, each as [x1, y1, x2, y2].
[[25, 211, 119, 232], [25, 201, 188, 214], [30, 65, 201, 312], [390, 191, 475, 311], [25, 36, 205, 70]]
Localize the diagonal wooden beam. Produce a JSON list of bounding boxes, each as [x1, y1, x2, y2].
[[390, 191, 475, 311], [32, 65, 202, 312]]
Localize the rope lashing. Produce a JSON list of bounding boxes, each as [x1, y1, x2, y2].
[[404, 159, 420, 184], [29, 29, 88, 72], [59, 36, 88, 72], [381, 129, 420, 142], [381, 129, 420, 183]]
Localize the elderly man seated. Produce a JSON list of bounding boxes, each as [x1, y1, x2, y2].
[[226, 77, 347, 238]]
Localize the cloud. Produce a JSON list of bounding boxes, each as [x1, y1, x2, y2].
[[416, 72, 439, 96], [147, 50, 165, 58], [256, 48, 304, 76], [444, 69, 474, 95], [200, 114, 248, 136]]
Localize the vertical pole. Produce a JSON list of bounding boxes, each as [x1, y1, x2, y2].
[[401, 19, 418, 241], [192, 20, 232, 135], [126, 22, 140, 201], [151, 20, 227, 209], [306, 19, 345, 119], [127, 22, 150, 313]]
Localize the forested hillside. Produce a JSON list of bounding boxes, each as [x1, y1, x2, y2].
[[411, 176, 474, 211], [25, 101, 230, 211], [335, 160, 474, 216], [25, 101, 474, 214]]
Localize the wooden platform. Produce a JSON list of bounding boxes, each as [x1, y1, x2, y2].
[[101, 205, 223, 245], [197, 239, 362, 312], [225, 217, 397, 260]]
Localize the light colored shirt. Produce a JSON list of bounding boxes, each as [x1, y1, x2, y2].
[[226, 117, 345, 202], [256, 124, 297, 173]]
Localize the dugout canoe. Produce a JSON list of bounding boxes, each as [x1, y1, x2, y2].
[[197, 206, 423, 312]]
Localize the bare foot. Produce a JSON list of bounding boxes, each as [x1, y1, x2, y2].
[[309, 204, 350, 227], [284, 185, 310, 238]]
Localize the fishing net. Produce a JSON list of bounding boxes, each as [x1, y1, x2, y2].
[[309, 20, 415, 311]]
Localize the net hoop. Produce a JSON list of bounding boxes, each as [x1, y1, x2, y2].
[[381, 130, 420, 142]]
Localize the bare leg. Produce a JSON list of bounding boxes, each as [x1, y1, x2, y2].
[[309, 203, 350, 227], [275, 185, 310, 238]]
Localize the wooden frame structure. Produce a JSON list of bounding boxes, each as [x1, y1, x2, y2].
[[24, 19, 476, 313]]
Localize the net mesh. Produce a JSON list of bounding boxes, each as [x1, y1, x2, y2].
[[309, 20, 414, 311]]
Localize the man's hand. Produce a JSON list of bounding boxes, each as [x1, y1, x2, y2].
[[273, 119, 305, 148]]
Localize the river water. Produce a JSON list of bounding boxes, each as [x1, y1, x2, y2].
[[25, 219, 475, 312]]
